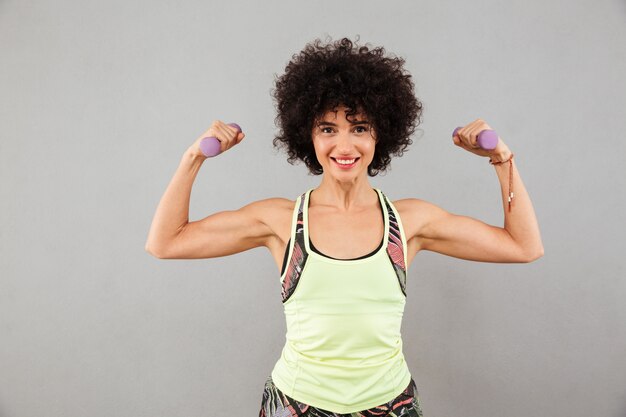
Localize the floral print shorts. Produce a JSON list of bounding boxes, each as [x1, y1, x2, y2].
[[259, 375, 424, 417]]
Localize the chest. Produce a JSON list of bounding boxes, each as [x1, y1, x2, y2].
[[307, 207, 385, 259]]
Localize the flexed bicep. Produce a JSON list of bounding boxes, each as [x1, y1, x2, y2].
[[416, 200, 530, 263]]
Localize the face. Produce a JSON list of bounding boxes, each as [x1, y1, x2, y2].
[[311, 105, 376, 179]]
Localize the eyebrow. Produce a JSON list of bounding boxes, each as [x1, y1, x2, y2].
[[317, 120, 370, 126]]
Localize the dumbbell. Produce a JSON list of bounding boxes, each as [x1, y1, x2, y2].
[[200, 123, 242, 157], [452, 126, 498, 150]]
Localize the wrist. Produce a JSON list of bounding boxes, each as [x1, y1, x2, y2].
[[489, 150, 513, 165], [181, 148, 207, 173], [183, 147, 207, 164]]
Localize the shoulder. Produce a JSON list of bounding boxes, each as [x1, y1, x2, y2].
[[390, 197, 448, 241], [245, 197, 296, 220], [391, 197, 443, 214], [242, 196, 298, 234], [242, 196, 299, 249]]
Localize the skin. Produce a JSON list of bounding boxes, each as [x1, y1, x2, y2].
[[146, 105, 544, 271], [302, 105, 387, 260]]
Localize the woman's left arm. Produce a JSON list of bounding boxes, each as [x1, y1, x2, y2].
[[411, 119, 544, 263]]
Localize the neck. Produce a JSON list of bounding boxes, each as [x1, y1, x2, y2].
[[313, 175, 376, 212]]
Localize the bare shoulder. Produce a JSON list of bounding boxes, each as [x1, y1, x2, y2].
[[391, 197, 443, 242], [244, 196, 295, 229], [250, 196, 297, 257], [250, 196, 297, 241]]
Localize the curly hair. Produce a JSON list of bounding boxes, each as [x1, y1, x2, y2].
[[271, 35, 424, 176]]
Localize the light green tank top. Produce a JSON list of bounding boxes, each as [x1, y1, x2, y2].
[[271, 187, 412, 413]]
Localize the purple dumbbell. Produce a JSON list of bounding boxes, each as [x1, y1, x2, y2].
[[200, 123, 242, 157], [453, 126, 498, 150]]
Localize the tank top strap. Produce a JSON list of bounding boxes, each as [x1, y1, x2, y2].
[[378, 189, 408, 296], [280, 190, 310, 303]]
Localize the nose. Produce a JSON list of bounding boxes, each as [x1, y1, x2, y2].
[[335, 130, 355, 152]]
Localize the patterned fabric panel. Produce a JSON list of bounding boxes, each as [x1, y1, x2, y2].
[[258, 374, 424, 417], [281, 192, 308, 303], [381, 192, 407, 297]]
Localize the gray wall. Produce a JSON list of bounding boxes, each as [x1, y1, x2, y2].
[[1, 0, 625, 416]]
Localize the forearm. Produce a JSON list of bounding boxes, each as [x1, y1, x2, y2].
[[493, 154, 544, 259], [145, 148, 204, 254]]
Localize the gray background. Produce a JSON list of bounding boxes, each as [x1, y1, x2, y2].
[[1, 0, 625, 416]]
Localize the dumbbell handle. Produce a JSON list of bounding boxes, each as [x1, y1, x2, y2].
[[453, 126, 498, 150], [200, 123, 242, 157]]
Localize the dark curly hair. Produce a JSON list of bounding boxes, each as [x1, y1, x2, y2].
[[271, 35, 424, 176]]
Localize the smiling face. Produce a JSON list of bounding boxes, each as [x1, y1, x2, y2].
[[311, 105, 377, 180]]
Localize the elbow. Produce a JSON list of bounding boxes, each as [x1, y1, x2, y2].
[[145, 244, 167, 259], [523, 246, 545, 263]]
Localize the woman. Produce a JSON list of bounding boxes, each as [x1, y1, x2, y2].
[[145, 37, 544, 417]]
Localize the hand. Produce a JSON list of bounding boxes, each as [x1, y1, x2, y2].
[[189, 120, 245, 159], [453, 118, 511, 161]]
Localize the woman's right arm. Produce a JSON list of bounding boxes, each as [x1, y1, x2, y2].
[[144, 121, 274, 259]]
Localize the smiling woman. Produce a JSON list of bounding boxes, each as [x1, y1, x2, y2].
[[271, 36, 422, 177], [145, 35, 543, 417]]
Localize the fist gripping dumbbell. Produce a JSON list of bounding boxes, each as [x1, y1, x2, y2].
[[200, 123, 242, 157], [452, 126, 498, 150]]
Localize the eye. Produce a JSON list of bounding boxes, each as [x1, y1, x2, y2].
[[321, 127, 333, 134], [354, 125, 369, 133]]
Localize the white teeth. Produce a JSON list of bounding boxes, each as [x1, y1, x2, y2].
[[335, 158, 356, 165]]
